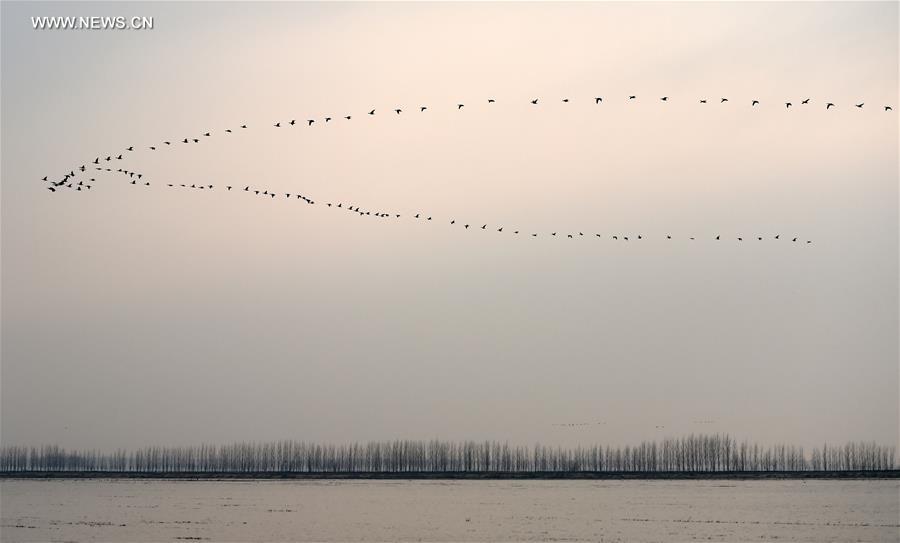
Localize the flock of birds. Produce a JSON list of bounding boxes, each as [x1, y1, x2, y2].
[[41, 95, 895, 244]]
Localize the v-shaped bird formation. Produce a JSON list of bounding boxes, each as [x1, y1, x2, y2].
[[40, 93, 897, 244]]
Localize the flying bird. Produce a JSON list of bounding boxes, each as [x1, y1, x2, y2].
[[826, 103, 835, 109], [488, 99, 495, 103], [457, 104, 464, 109], [369, 109, 376, 115], [752, 100, 759, 106], [628, 95, 636, 100], [660, 96, 668, 101], [720, 98, 728, 103], [885, 106, 893, 111], [785, 102, 792, 108], [395, 109, 402, 114], [531, 99, 538, 105], [274, 122, 281, 127], [420, 106, 427, 112], [699, 99, 707, 103], [595, 97, 602, 103], [855, 103, 864, 108], [802, 98, 810, 104], [289, 120, 296, 125], [562, 98, 569, 103]]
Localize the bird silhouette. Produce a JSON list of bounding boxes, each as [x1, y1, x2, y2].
[[826, 103, 835, 109], [752, 100, 759, 106], [595, 97, 602, 104], [885, 106, 893, 111], [325, 117, 332, 122], [785, 102, 792, 108], [457, 104, 464, 109], [369, 109, 375, 115], [562, 98, 569, 103], [420, 106, 427, 112], [531, 99, 538, 105], [307, 119, 315, 126], [274, 122, 281, 127], [289, 120, 296, 125], [856, 103, 864, 108], [802, 98, 810, 104], [720, 98, 728, 103], [345, 115, 352, 120], [660, 96, 668, 101], [126, 146, 133, 151], [241, 125, 248, 128], [395, 109, 402, 114], [488, 99, 495, 103], [628, 95, 636, 100], [700, 99, 707, 103]]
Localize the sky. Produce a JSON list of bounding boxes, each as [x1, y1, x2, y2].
[[1, 1, 897, 452]]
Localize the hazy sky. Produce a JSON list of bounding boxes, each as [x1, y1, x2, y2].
[[1, 1, 897, 452]]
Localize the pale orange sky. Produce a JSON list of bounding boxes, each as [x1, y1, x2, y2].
[[1, 1, 897, 451]]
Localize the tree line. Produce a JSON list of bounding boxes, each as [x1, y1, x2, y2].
[[0, 435, 895, 473]]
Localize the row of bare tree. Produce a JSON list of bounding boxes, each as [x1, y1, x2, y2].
[[0, 435, 895, 473]]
